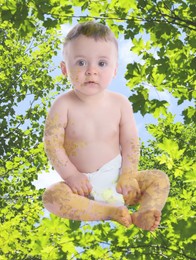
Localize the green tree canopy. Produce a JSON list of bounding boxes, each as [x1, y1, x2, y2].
[[0, 0, 195, 259]]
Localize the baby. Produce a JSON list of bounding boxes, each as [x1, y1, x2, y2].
[[43, 21, 170, 231]]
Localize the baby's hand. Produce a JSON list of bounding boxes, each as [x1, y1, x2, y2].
[[65, 172, 92, 197], [116, 173, 141, 205]]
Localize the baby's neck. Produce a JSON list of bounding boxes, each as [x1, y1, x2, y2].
[[73, 90, 106, 104]]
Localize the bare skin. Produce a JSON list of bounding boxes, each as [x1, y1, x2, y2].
[[43, 35, 170, 230], [132, 210, 161, 231], [43, 169, 170, 230], [42, 181, 132, 228]]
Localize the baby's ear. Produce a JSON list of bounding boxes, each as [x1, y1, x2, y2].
[[114, 64, 118, 78], [60, 61, 67, 76]]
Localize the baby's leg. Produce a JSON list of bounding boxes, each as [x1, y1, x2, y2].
[[132, 170, 170, 231], [42, 182, 132, 227]]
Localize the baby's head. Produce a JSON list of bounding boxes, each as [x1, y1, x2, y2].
[[61, 22, 118, 95], [63, 21, 118, 57]]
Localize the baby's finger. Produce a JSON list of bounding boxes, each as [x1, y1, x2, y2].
[[72, 187, 78, 195], [128, 185, 139, 194], [124, 192, 137, 205], [76, 187, 85, 196], [86, 182, 93, 193], [124, 194, 133, 205], [121, 186, 129, 197], [116, 185, 123, 194], [82, 185, 91, 196], [137, 188, 141, 197]]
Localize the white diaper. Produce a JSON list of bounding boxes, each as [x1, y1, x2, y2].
[[85, 155, 124, 206]]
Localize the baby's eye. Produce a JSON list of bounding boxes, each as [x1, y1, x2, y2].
[[77, 60, 87, 66], [98, 61, 107, 67]]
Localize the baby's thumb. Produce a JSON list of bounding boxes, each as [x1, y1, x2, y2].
[[116, 184, 122, 194]]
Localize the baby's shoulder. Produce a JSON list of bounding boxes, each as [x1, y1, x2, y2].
[[48, 91, 75, 116], [52, 90, 74, 106], [107, 91, 130, 105]]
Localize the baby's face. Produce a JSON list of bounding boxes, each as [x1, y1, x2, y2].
[[61, 35, 118, 97]]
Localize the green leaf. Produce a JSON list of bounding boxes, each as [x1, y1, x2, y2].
[[69, 220, 81, 230], [1, 1, 195, 259]]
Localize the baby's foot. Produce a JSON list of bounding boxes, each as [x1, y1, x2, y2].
[[132, 209, 161, 231], [112, 206, 132, 228]]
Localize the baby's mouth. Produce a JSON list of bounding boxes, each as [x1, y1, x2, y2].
[[84, 81, 98, 85]]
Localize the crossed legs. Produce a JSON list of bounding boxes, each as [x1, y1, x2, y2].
[[132, 170, 170, 230], [42, 170, 170, 230], [42, 181, 132, 227]]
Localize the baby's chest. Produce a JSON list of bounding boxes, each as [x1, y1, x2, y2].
[[66, 109, 120, 140]]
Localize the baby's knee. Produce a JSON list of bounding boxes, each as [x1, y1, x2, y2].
[[42, 181, 70, 207], [152, 170, 170, 188]]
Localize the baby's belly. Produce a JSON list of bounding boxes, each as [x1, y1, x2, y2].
[[67, 142, 120, 173]]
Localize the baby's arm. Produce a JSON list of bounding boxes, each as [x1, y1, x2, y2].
[[119, 97, 140, 174], [44, 96, 92, 196], [116, 96, 141, 201]]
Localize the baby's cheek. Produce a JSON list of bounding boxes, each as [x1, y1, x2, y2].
[[70, 71, 80, 83]]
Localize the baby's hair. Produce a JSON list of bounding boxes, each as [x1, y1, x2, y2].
[[63, 21, 118, 53]]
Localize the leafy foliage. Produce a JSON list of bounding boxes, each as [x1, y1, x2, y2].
[[0, 0, 195, 259]]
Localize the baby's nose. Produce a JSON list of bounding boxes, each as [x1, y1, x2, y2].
[[85, 65, 97, 75]]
